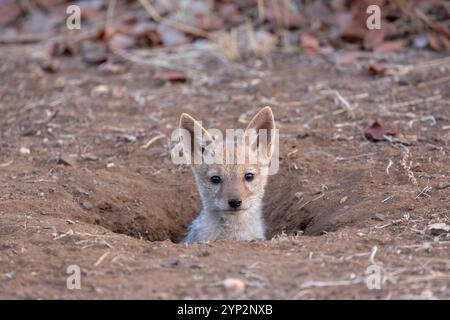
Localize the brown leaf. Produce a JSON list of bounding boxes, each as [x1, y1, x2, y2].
[[365, 121, 386, 141], [39, 58, 60, 73], [375, 40, 405, 53], [433, 23, 450, 38], [300, 34, 320, 55], [153, 71, 187, 82], [57, 154, 77, 167], [366, 63, 385, 75], [428, 34, 441, 51]]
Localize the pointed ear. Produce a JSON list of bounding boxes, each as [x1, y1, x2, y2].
[[245, 106, 276, 159], [179, 113, 214, 164]]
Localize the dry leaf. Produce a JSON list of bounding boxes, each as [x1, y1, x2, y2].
[[427, 223, 450, 236], [367, 63, 385, 75], [365, 121, 386, 141], [57, 154, 77, 166], [437, 181, 450, 190], [153, 71, 187, 82], [300, 34, 320, 55], [428, 34, 441, 51]]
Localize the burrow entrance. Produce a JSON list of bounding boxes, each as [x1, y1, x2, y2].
[[67, 148, 381, 242]]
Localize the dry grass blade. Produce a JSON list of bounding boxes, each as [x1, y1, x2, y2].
[[0, 159, 14, 167], [94, 251, 111, 267], [300, 278, 363, 289], [53, 229, 74, 240], [321, 90, 356, 119], [298, 193, 325, 210], [400, 273, 450, 284], [140, 134, 166, 149]]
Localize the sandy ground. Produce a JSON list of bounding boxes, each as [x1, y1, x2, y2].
[[0, 44, 449, 299]]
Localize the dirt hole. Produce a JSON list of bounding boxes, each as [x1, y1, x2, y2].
[[69, 156, 374, 242]]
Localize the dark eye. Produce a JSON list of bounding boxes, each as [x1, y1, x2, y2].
[[210, 176, 221, 184], [244, 173, 254, 182]]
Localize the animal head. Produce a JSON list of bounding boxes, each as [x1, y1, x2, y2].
[[179, 107, 276, 214]]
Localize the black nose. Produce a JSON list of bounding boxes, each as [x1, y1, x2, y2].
[[228, 199, 242, 208]]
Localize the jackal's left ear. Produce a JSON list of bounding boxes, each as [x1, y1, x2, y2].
[[245, 106, 276, 159], [179, 113, 215, 164]]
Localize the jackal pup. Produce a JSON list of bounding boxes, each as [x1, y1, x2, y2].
[[179, 107, 276, 243]]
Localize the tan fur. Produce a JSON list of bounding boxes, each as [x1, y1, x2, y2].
[[179, 107, 275, 243]]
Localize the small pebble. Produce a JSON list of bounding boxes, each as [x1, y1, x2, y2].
[[20, 147, 30, 155], [223, 278, 245, 293], [437, 181, 450, 190]]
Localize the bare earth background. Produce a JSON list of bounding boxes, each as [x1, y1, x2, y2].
[[1, 44, 449, 299]]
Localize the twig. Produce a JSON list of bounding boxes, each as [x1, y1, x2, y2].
[[390, 95, 441, 109], [415, 186, 432, 199], [300, 278, 362, 289], [94, 251, 110, 267], [368, 246, 378, 265], [417, 76, 450, 89], [386, 159, 393, 175], [336, 152, 377, 161], [34, 109, 59, 125], [321, 90, 355, 119], [298, 193, 325, 210], [257, 0, 265, 25], [140, 134, 166, 149], [375, 222, 393, 229], [400, 273, 450, 284], [53, 229, 74, 240], [0, 159, 14, 167], [106, 0, 117, 29]]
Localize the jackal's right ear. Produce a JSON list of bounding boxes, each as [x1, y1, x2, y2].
[[245, 106, 276, 160], [179, 113, 214, 164]]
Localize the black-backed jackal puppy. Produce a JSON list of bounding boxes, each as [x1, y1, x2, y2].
[[178, 107, 277, 243]]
